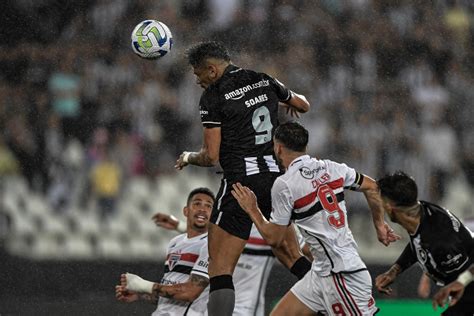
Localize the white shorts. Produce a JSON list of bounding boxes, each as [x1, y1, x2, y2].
[[291, 269, 378, 316], [233, 254, 275, 316]]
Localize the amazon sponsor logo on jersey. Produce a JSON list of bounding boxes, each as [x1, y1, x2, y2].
[[245, 94, 268, 107], [224, 79, 269, 100]]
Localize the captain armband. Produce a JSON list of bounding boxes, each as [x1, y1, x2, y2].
[[347, 172, 365, 191]]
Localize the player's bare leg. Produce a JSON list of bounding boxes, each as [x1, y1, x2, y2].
[[271, 291, 318, 316], [207, 223, 247, 316], [273, 224, 312, 279]]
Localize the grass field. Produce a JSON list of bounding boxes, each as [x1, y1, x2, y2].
[[375, 299, 445, 316], [269, 299, 447, 315]]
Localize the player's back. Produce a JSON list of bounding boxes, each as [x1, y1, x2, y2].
[[276, 155, 366, 276], [199, 65, 291, 178], [153, 233, 209, 316]]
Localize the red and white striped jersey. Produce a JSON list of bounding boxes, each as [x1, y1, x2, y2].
[[270, 155, 366, 276], [153, 233, 209, 316]]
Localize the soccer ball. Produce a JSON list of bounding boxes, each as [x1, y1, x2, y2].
[[131, 20, 173, 59]]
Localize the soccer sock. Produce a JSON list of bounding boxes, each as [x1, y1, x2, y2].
[[208, 275, 235, 316], [290, 256, 312, 280]]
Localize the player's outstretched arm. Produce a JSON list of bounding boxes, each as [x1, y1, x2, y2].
[[152, 212, 186, 232], [117, 274, 158, 304], [124, 272, 208, 303], [359, 175, 401, 246], [175, 127, 221, 170], [231, 182, 287, 247], [432, 266, 473, 309]]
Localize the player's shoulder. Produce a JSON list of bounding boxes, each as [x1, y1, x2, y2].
[[421, 201, 462, 230], [167, 233, 186, 248]]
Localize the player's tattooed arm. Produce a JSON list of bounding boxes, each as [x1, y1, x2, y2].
[[152, 274, 209, 302], [139, 293, 159, 304], [175, 127, 221, 169], [359, 174, 401, 246]]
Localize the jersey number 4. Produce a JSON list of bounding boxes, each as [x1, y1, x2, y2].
[[318, 184, 345, 229], [252, 106, 273, 145]]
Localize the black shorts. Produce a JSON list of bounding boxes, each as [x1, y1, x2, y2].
[[442, 282, 474, 316], [210, 172, 281, 240]]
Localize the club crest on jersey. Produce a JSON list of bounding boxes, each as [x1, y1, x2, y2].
[[168, 253, 181, 271]]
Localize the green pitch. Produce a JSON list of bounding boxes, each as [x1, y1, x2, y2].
[[376, 300, 446, 316]]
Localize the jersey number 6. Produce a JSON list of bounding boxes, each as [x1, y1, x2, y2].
[[317, 184, 346, 229]]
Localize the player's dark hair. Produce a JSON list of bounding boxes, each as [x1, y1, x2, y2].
[[274, 121, 308, 152], [187, 187, 215, 206], [377, 171, 418, 206], [186, 41, 231, 67]]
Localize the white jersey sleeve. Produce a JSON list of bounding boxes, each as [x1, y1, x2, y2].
[[269, 177, 293, 226], [190, 243, 209, 279], [323, 159, 358, 188]]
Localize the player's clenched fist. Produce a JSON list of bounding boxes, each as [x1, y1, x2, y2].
[[152, 212, 179, 230], [175, 151, 191, 170], [432, 281, 465, 309]]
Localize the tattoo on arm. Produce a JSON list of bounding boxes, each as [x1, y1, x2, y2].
[[140, 293, 158, 304], [188, 151, 215, 167], [190, 274, 210, 288], [151, 274, 209, 301]]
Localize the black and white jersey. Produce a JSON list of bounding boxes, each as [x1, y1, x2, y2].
[[199, 65, 291, 178], [396, 201, 474, 285]]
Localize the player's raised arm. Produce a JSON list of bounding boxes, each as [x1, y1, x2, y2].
[[175, 127, 221, 170], [281, 91, 310, 116]]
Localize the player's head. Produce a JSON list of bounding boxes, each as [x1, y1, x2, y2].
[[273, 121, 308, 164], [184, 187, 215, 232], [377, 171, 419, 223], [186, 41, 231, 89]]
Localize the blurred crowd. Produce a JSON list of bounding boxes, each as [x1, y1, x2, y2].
[[0, 0, 473, 219]]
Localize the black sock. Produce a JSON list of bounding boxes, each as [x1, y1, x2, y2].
[[208, 275, 235, 316], [290, 256, 312, 280]]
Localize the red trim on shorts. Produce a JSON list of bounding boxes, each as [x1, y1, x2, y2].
[[293, 178, 344, 209], [340, 274, 362, 315], [166, 253, 199, 263], [247, 237, 268, 245], [332, 274, 354, 316]]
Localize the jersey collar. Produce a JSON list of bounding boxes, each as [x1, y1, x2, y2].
[[288, 154, 311, 170]]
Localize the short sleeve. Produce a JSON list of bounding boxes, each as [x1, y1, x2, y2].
[[324, 160, 360, 189], [269, 178, 293, 226], [191, 243, 209, 279], [264, 74, 291, 102], [200, 90, 222, 128]]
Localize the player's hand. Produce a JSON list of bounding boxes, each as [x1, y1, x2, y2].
[[280, 103, 301, 118], [231, 183, 258, 214], [376, 222, 401, 246], [115, 285, 139, 303], [375, 270, 397, 295], [175, 152, 189, 170], [152, 213, 179, 231], [432, 281, 465, 309]]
